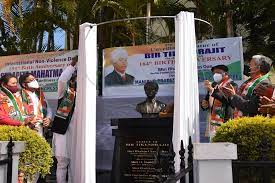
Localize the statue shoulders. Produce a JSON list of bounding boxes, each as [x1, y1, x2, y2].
[[136, 101, 147, 111]]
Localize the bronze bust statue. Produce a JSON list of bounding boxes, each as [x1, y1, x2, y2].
[[136, 81, 167, 118]]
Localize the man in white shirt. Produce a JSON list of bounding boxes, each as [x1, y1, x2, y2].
[[19, 73, 53, 182], [19, 73, 53, 136], [51, 57, 77, 183]]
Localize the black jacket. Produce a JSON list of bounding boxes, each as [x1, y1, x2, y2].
[[202, 81, 237, 122]]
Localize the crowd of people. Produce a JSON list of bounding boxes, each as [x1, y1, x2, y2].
[[201, 54, 275, 139], [0, 57, 78, 183], [0, 53, 274, 182]]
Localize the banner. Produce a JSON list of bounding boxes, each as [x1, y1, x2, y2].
[[197, 37, 244, 93], [103, 37, 244, 97], [103, 43, 175, 97], [0, 50, 78, 99]]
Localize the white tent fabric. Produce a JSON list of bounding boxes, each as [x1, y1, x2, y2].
[[73, 11, 199, 182], [173, 11, 200, 171], [71, 23, 97, 183]]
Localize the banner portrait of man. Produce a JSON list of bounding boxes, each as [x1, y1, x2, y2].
[[104, 48, 135, 87]]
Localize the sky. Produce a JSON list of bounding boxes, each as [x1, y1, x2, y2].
[[43, 28, 65, 50], [54, 28, 65, 50]]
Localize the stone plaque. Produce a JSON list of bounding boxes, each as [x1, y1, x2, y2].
[[111, 118, 173, 183]]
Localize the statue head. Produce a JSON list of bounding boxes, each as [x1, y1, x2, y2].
[[144, 81, 159, 99]]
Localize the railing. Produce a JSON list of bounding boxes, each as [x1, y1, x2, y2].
[[0, 138, 14, 183], [233, 160, 275, 183], [232, 139, 275, 183], [154, 137, 194, 183]]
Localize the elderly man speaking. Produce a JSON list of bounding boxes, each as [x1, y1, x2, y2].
[[222, 55, 273, 117], [105, 47, 135, 86]]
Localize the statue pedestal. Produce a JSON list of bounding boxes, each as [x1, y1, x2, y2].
[[111, 117, 173, 183], [194, 143, 237, 183], [0, 141, 26, 183]]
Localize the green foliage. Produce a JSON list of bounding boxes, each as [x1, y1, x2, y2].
[[0, 14, 20, 55], [232, 0, 274, 60], [0, 0, 63, 54], [212, 116, 275, 160], [0, 125, 53, 180], [193, 0, 227, 38], [194, 0, 275, 60], [48, 0, 128, 49], [1, 0, 273, 60], [97, 0, 187, 48]]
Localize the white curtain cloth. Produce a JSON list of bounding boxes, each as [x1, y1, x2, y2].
[[173, 11, 200, 171], [70, 23, 97, 183]]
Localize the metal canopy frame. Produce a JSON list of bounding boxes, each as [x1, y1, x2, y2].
[[94, 15, 213, 37]]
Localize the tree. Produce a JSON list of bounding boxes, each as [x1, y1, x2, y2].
[[51, 0, 127, 49], [193, 0, 274, 60], [0, 17, 20, 55], [232, 0, 274, 60], [1, 0, 63, 54], [98, 0, 187, 48]]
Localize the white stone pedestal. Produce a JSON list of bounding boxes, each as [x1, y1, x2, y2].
[[194, 143, 237, 183], [0, 141, 26, 183]]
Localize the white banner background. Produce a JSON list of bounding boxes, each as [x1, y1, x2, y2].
[[103, 37, 244, 97]]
